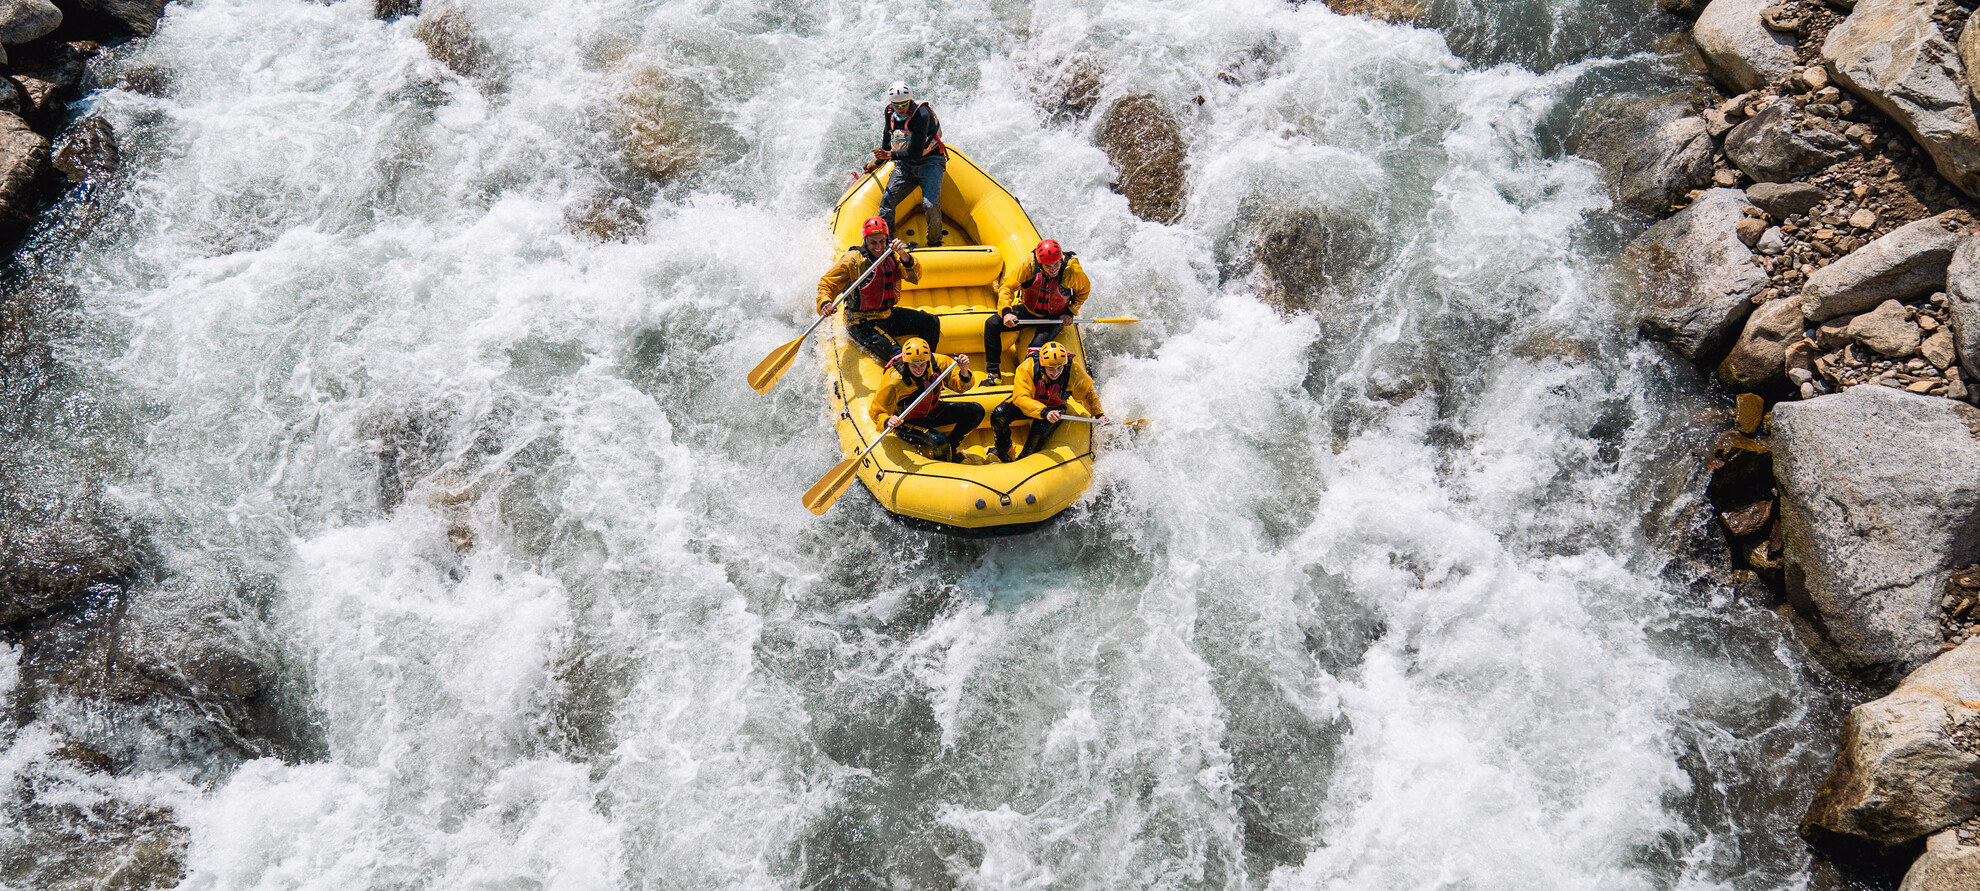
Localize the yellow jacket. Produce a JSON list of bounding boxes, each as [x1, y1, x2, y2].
[[996, 256, 1089, 315], [869, 361, 976, 428], [818, 247, 921, 321], [1008, 356, 1101, 420]]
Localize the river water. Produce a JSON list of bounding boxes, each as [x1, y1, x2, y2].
[[0, 0, 1852, 888]]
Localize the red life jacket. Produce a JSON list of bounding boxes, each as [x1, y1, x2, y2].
[[891, 362, 940, 420], [854, 247, 903, 312], [1020, 258, 1075, 315], [884, 102, 947, 158], [1030, 362, 1068, 409]]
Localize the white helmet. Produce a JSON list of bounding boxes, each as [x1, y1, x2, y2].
[[885, 81, 913, 105]]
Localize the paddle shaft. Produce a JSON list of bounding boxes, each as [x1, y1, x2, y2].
[[1013, 317, 1137, 325]]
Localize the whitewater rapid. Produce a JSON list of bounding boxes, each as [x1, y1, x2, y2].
[[0, 0, 1847, 887]]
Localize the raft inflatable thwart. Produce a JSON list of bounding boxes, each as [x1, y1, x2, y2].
[[822, 148, 1095, 535]]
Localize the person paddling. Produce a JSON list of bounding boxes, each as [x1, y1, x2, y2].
[[870, 337, 981, 463], [991, 341, 1105, 463], [873, 81, 948, 248], [817, 216, 942, 362], [982, 238, 1087, 385]]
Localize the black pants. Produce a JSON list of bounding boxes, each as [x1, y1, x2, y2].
[[982, 306, 1063, 376], [991, 401, 1060, 461], [895, 401, 985, 462], [847, 307, 942, 362]]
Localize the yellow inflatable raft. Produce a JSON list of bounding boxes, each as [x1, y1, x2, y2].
[[821, 147, 1094, 535]]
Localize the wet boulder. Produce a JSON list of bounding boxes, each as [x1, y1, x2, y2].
[[1098, 95, 1187, 224], [616, 66, 734, 186], [416, 5, 493, 78], [10, 40, 92, 126], [1802, 212, 1974, 321], [1574, 95, 1716, 213], [1253, 208, 1382, 313], [1627, 188, 1769, 362], [1025, 52, 1103, 122], [1772, 385, 1980, 685], [1943, 235, 1980, 381], [0, 481, 138, 625], [1719, 295, 1806, 389], [1900, 829, 1980, 890], [1802, 639, 1980, 859], [1824, 0, 1980, 198], [1723, 102, 1854, 183], [52, 115, 118, 183], [1694, 0, 1798, 92], [66, 0, 167, 36], [375, 0, 420, 20]]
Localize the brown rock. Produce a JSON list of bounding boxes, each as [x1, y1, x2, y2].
[[0, 112, 47, 232], [1098, 95, 1188, 224], [1850, 299, 1925, 356], [1852, 209, 1881, 230], [1737, 216, 1767, 246], [1804, 640, 1980, 857], [1737, 391, 1766, 432], [1721, 497, 1774, 536], [1720, 296, 1808, 388], [1815, 314, 1857, 349], [1898, 828, 1980, 890], [1924, 329, 1958, 369], [51, 116, 117, 183]]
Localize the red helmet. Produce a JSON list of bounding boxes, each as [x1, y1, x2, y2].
[[1034, 239, 1062, 266], [863, 216, 890, 237]]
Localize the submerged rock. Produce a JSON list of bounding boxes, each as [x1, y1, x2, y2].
[[1575, 96, 1716, 213], [1803, 640, 1980, 858], [1772, 385, 1980, 685], [1802, 212, 1972, 321], [416, 5, 493, 78], [1253, 208, 1382, 313], [1628, 188, 1768, 362], [375, 0, 420, 20], [617, 66, 732, 186], [1823, 0, 1980, 197], [1098, 95, 1187, 224], [1694, 0, 1798, 92], [1025, 52, 1103, 122], [1723, 103, 1854, 183], [0, 479, 138, 625]]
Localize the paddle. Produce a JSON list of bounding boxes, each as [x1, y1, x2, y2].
[[1059, 415, 1148, 430], [1013, 317, 1140, 325], [747, 249, 894, 394], [803, 357, 962, 515]]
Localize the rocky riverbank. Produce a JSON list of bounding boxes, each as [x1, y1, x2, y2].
[[1580, 0, 1980, 880]]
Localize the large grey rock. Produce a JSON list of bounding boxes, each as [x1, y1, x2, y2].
[[1576, 96, 1716, 213], [1802, 212, 1974, 321], [1944, 234, 1980, 382], [1824, 0, 1980, 197], [1900, 830, 1980, 891], [1629, 189, 1769, 361], [1695, 0, 1798, 92], [1718, 296, 1806, 389], [1723, 103, 1855, 183], [1803, 640, 1980, 855], [1772, 385, 1980, 684], [0, 0, 60, 45], [1747, 181, 1828, 219]]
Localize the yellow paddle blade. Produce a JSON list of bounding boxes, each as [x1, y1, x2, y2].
[[1121, 417, 1149, 431], [746, 335, 806, 394], [802, 456, 863, 515], [1089, 317, 1140, 323]]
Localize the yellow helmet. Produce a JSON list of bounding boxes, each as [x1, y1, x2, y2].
[[899, 337, 932, 364], [1036, 341, 1069, 368]]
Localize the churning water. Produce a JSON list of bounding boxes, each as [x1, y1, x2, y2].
[[0, 0, 1852, 888]]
